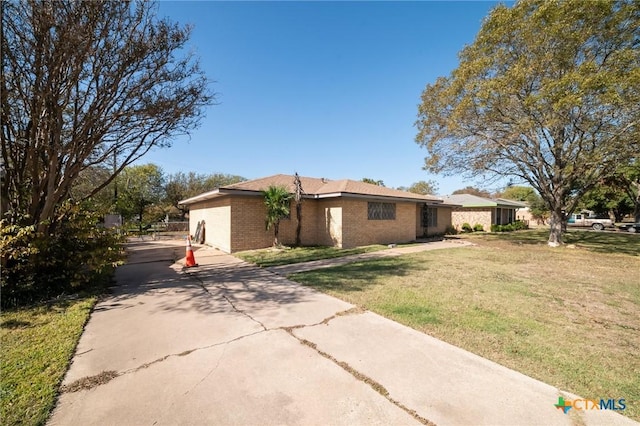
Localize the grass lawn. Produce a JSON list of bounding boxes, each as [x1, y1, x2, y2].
[[235, 244, 389, 267], [290, 230, 640, 421], [1, 298, 98, 425]]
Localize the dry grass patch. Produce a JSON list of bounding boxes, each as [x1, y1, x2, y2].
[[291, 231, 640, 421]]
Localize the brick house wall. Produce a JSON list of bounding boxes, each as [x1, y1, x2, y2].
[[188, 194, 442, 252], [415, 205, 454, 237], [451, 208, 493, 232], [341, 199, 416, 248], [316, 199, 343, 247]]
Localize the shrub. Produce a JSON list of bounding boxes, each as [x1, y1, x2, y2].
[[473, 223, 484, 232], [461, 223, 473, 233], [1, 204, 125, 308], [513, 220, 528, 230], [444, 225, 458, 235], [490, 221, 529, 233]]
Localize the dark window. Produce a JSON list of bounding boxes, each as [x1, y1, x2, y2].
[[368, 202, 396, 220], [427, 207, 437, 227]]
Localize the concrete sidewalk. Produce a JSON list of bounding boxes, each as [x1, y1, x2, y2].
[[49, 240, 637, 426]]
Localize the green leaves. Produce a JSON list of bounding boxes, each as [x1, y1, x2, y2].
[[415, 0, 640, 244], [263, 185, 292, 232]]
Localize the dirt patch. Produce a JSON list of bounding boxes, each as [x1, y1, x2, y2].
[[62, 370, 119, 393]]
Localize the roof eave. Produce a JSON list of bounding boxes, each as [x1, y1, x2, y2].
[[316, 192, 442, 203]]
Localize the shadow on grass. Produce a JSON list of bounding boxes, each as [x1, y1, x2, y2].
[[564, 231, 640, 256], [290, 256, 420, 293], [237, 245, 387, 267], [464, 229, 640, 256]]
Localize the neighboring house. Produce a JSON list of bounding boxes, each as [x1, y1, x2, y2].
[[179, 174, 456, 252], [443, 194, 526, 232]]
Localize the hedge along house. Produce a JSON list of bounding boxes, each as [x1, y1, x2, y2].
[[179, 174, 454, 253], [443, 194, 527, 232]]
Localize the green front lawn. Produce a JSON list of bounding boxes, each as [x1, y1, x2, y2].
[[290, 230, 640, 421], [1, 297, 97, 426], [235, 244, 389, 267]]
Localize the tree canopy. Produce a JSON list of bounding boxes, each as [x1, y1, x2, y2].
[[405, 180, 439, 195], [362, 178, 385, 186], [499, 186, 535, 202], [165, 172, 245, 219], [1, 0, 213, 231], [452, 186, 492, 198], [415, 0, 639, 245]]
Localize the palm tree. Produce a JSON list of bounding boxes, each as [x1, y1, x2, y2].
[[263, 185, 292, 247]]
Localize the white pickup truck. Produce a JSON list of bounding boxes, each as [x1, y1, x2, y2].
[[566, 212, 614, 231]]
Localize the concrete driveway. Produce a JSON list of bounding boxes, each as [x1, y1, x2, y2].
[[49, 241, 637, 426]]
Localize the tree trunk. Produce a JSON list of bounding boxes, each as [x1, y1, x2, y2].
[[633, 181, 640, 222], [548, 208, 564, 247], [273, 221, 280, 247], [295, 202, 302, 246]]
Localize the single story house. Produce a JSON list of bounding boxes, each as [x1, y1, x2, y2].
[[443, 194, 526, 232], [179, 174, 457, 252]]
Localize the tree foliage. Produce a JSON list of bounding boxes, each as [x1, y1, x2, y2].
[[165, 172, 245, 219], [116, 164, 165, 229], [0, 204, 124, 308], [452, 186, 492, 198], [362, 178, 385, 186], [405, 180, 439, 195], [499, 186, 535, 202], [262, 185, 292, 247], [1, 0, 213, 231], [415, 0, 640, 245]]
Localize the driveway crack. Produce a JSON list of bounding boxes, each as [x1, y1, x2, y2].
[[61, 330, 265, 393], [282, 317, 435, 426]]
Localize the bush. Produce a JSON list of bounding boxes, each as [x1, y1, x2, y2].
[[461, 223, 473, 233], [444, 225, 458, 235], [490, 221, 529, 233], [473, 223, 484, 232], [1, 204, 124, 308]]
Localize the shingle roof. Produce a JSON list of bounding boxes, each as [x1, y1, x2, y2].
[[180, 174, 443, 205], [443, 194, 526, 208]]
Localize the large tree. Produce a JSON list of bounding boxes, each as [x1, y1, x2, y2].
[[1, 0, 213, 232], [116, 164, 165, 231], [415, 0, 639, 246]]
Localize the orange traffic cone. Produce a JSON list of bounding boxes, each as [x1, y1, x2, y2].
[[185, 236, 198, 267]]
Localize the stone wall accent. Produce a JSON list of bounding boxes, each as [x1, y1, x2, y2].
[[451, 208, 493, 232]]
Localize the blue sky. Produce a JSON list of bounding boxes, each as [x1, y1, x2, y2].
[[142, 1, 504, 195]]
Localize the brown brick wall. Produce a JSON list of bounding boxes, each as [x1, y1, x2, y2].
[[415, 205, 454, 237], [309, 199, 340, 247], [190, 195, 449, 251], [341, 199, 416, 248], [228, 196, 335, 252]]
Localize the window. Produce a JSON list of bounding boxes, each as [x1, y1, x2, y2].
[[427, 207, 437, 227], [368, 202, 396, 220]]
